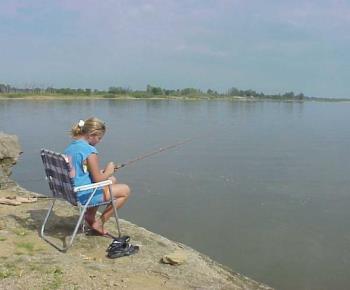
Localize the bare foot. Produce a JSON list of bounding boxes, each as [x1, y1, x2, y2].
[[89, 219, 108, 236]]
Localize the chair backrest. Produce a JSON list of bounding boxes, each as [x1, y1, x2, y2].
[[40, 149, 77, 206]]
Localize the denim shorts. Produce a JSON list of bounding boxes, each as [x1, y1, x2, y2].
[[77, 187, 106, 206]]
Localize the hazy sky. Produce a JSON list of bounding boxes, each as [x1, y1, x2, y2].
[[0, 0, 349, 98]]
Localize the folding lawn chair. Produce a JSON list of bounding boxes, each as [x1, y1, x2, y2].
[[40, 149, 122, 252]]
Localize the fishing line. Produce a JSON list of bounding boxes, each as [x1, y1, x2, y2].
[[114, 137, 194, 170]]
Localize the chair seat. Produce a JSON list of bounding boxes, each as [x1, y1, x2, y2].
[[83, 200, 112, 208]]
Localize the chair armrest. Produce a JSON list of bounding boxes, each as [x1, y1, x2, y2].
[[74, 180, 112, 192]]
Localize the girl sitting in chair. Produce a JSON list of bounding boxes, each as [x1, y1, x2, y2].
[[64, 117, 130, 236]]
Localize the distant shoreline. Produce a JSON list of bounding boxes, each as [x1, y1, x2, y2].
[[0, 94, 349, 102]]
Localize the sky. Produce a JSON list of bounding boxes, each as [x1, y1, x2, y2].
[[0, 0, 349, 98]]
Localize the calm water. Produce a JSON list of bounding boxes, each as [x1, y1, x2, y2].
[[1, 99, 350, 290]]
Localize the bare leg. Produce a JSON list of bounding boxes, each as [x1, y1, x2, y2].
[[85, 177, 116, 224], [85, 177, 128, 235], [109, 176, 118, 184], [85, 207, 98, 225], [100, 184, 130, 226]]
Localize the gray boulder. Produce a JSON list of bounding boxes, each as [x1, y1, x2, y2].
[[0, 132, 21, 188]]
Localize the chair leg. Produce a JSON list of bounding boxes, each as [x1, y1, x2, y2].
[[65, 205, 89, 250], [78, 204, 87, 233], [110, 184, 121, 237], [40, 199, 55, 241], [40, 199, 88, 252]]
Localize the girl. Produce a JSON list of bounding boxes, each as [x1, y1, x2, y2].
[[64, 117, 130, 236]]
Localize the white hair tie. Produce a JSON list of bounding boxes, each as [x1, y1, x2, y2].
[[78, 120, 85, 128]]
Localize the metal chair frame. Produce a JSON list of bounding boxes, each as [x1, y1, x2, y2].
[[40, 149, 121, 252]]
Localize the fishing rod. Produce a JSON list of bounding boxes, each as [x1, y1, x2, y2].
[[114, 137, 193, 170], [5, 138, 194, 184]]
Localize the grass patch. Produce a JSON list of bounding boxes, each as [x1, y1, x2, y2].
[[29, 263, 45, 272], [0, 236, 6, 241], [43, 266, 64, 290], [0, 262, 17, 279], [12, 228, 28, 237], [16, 242, 34, 251], [15, 242, 35, 254]]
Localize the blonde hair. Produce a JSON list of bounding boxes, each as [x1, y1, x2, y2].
[[71, 117, 106, 137]]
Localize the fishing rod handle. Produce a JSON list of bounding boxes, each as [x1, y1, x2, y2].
[[114, 163, 126, 170]]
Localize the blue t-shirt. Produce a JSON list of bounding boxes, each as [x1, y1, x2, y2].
[[64, 139, 99, 203]]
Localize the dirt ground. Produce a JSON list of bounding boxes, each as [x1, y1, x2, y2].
[[0, 186, 273, 290]]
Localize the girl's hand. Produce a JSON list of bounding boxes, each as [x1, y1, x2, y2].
[[105, 162, 115, 176], [114, 163, 122, 171]]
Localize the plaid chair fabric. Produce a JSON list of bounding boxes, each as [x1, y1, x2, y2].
[[40, 149, 77, 205]]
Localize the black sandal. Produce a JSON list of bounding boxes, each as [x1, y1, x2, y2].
[[106, 235, 131, 252], [107, 243, 139, 259]]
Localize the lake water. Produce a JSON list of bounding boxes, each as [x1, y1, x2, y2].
[[1, 99, 350, 290]]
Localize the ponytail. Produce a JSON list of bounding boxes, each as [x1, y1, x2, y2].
[[70, 117, 106, 137]]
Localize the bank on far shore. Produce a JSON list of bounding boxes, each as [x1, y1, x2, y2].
[[0, 93, 347, 102], [0, 132, 273, 289], [0, 93, 256, 101]]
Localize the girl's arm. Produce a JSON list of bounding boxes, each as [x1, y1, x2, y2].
[[86, 153, 115, 182]]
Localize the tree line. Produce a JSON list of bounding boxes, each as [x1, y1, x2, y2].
[[0, 83, 306, 100]]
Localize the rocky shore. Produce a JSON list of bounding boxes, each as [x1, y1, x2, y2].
[[0, 132, 273, 290]]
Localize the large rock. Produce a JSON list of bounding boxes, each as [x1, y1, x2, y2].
[[0, 132, 21, 188]]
